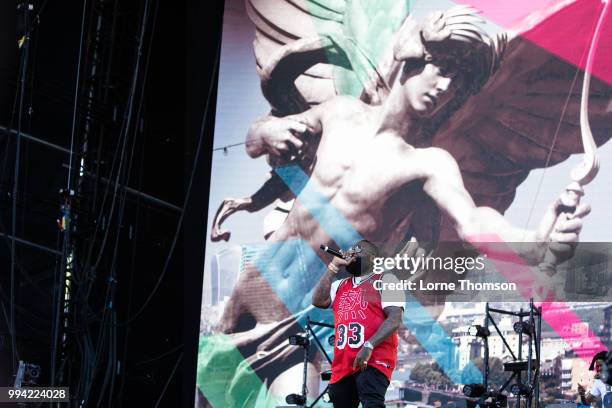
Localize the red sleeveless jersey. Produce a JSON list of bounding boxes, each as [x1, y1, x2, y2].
[[330, 275, 398, 383]]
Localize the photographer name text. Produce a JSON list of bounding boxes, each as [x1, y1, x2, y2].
[[373, 279, 517, 292]]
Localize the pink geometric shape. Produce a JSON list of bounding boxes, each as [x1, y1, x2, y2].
[[467, 234, 607, 364], [453, 0, 612, 84]]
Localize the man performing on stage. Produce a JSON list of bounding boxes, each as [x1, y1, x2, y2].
[[312, 240, 404, 408]]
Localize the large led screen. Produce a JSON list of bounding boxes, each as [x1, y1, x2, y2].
[[196, 1, 612, 407]]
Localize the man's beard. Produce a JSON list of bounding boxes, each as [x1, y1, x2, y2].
[[346, 257, 371, 277]]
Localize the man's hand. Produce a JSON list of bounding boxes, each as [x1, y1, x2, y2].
[[577, 383, 592, 404], [312, 252, 349, 309], [536, 194, 591, 265], [259, 117, 310, 160], [330, 253, 350, 269], [421, 11, 452, 44], [395, 6, 488, 62], [394, 17, 426, 61], [246, 115, 314, 161], [352, 347, 373, 372]]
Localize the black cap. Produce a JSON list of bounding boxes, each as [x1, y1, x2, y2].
[[589, 350, 608, 371]]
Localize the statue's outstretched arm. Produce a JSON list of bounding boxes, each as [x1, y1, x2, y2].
[[419, 148, 589, 265]]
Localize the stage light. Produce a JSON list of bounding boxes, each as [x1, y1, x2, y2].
[[510, 382, 532, 397], [463, 383, 486, 398], [288, 335, 309, 347], [468, 325, 490, 338], [513, 321, 534, 336], [286, 393, 307, 405], [25, 363, 41, 380]]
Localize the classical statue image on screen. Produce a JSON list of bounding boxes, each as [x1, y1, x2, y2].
[[197, 1, 612, 407]]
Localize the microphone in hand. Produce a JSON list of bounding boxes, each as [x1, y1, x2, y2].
[[320, 245, 344, 259]]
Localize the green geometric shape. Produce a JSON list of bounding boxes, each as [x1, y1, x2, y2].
[[197, 334, 287, 408]]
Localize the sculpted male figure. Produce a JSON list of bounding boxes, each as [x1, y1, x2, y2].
[[203, 9, 590, 407], [239, 12, 588, 282]]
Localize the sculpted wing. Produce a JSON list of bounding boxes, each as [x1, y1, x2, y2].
[[431, 0, 612, 231], [247, 0, 410, 114]]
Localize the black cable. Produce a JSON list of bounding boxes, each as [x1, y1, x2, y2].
[[22, 0, 50, 39], [72, 6, 145, 368], [107, 311, 118, 404], [118, 25, 222, 326], [133, 344, 182, 366], [78, 0, 159, 399], [81, 0, 120, 279], [79, 0, 156, 402], [80, 0, 158, 325], [97, 0, 153, 357], [82, 4, 149, 300], [66, 0, 88, 191], [50, 0, 90, 386], [86, 0, 156, 276], [77, 113, 127, 312], [79, 6, 142, 297], [154, 352, 183, 408], [43, 0, 104, 396], [0, 47, 53, 307], [0, 35, 25, 187], [86, 81, 134, 285], [77, 46, 151, 323], [94, 312, 114, 408], [51, 226, 71, 387], [10, 1, 33, 373], [102, 0, 157, 335], [115, 81, 148, 406], [23, 1, 43, 138]]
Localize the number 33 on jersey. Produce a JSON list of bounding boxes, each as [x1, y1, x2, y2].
[[329, 275, 400, 384]]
